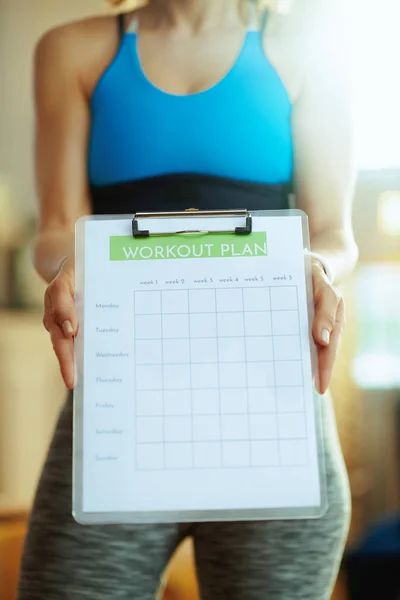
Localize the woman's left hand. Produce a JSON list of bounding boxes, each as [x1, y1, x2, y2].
[[311, 260, 346, 395]]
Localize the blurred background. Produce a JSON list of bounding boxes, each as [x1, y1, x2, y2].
[[0, 0, 399, 599]]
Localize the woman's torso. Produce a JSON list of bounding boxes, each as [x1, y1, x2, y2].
[[84, 7, 303, 214]]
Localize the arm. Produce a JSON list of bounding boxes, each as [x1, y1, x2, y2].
[[32, 24, 93, 388], [33, 25, 92, 284], [291, 7, 358, 392], [33, 18, 121, 388], [291, 6, 359, 285]]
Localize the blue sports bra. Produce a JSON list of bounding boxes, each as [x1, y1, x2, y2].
[[88, 11, 294, 215]]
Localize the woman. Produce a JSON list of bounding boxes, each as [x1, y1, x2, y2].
[[18, 0, 358, 598]]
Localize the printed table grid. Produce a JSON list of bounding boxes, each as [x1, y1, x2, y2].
[[134, 288, 308, 471], [213, 289, 224, 468]]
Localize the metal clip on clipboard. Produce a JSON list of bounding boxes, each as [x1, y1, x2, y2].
[[132, 209, 253, 238]]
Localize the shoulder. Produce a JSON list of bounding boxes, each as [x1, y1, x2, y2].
[[34, 15, 123, 98]]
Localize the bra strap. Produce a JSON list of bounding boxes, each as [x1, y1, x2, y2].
[[117, 13, 125, 41], [127, 16, 139, 34], [261, 8, 270, 35], [248, 1, 260, 31]]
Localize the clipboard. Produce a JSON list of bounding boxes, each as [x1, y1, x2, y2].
[[73, 209, 328, 525]]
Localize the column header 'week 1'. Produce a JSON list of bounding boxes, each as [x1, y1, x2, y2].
[[109, 233, 268, 261]]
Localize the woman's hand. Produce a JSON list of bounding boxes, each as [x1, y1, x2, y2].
[[43, 259, 78, 390], [311, 259, 346, 395]]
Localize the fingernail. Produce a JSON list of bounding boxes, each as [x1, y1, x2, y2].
[[62, 320, 74, 337], [321, 329, 330, 345]]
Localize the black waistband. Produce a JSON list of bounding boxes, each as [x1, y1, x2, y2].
[[90, 173, 292, 215]]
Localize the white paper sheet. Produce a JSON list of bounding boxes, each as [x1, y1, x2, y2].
[[74, 211, 325, 522]]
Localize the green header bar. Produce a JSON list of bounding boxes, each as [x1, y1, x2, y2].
[[109, 233, 267, 261]]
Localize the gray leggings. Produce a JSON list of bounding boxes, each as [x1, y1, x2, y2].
[[18, 394, 350, 600]]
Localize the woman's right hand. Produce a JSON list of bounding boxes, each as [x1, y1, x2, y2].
[[43, 259, 78, 389]]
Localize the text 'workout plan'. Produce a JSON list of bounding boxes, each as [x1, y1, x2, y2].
[[74, 211, 325, 523]]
